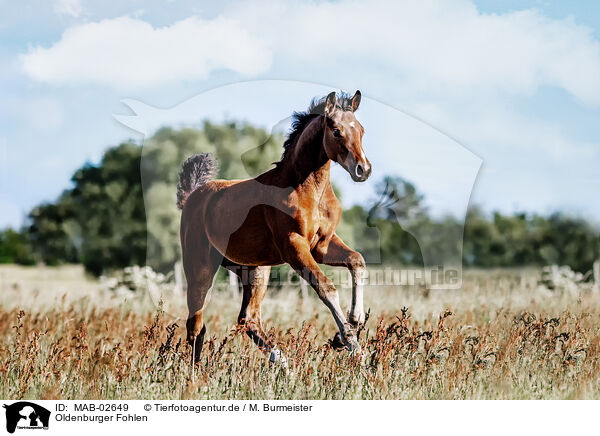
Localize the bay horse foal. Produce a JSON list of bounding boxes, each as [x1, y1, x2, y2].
[[177, 91, 372, 363]]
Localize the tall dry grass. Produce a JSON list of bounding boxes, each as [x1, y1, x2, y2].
[[1, 264, 600, 399]]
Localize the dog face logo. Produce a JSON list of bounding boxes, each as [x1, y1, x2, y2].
[[2, 402, 50, 433]]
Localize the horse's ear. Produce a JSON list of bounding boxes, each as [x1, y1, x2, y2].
[[325, 92, 337, 116], [351, 90, 361, 112]]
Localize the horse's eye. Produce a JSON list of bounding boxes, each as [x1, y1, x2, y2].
[[332, 129, 342, 138]]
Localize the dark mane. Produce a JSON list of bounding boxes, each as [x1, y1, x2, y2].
[[276, 92, 355, 166]]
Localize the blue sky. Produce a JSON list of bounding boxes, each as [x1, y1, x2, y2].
[[1, 0, 600, 228]]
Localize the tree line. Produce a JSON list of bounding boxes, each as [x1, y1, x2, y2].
[[1, 122, 598, 275]]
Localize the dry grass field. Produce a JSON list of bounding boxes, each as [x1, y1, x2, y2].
[[1, 264, 600, 400]]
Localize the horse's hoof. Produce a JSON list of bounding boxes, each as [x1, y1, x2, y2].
[[329, 332, 361, 353], [269, 348, 280, 363], [268, 348, 290, 375], [269, 348, 288, 366], [329, 332, 347, 350]]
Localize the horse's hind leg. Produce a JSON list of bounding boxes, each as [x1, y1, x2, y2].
[[184, 246, 221, 364], [223, 262, 275, 356]]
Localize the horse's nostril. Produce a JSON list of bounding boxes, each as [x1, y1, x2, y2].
[[355, 164, 364, 178]]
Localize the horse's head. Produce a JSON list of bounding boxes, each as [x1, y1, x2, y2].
[[322, 90, 371, 182]]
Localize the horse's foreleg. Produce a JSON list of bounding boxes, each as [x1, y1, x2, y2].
[[313, 233, 366, 328], [283, 233, 359, 352]]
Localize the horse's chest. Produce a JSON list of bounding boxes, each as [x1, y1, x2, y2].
[[304, 199, 338, 243]]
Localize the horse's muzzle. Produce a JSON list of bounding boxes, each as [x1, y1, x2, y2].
[[353, 161, 372, 182]]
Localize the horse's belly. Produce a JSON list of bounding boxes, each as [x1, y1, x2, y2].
[[224, 229, 283, 266], [206, 205, 283, 266]]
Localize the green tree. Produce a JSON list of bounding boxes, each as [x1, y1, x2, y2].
[[0, 228, 35, 265], [28, 198, 79, 265], [71, 143, 147, 275]]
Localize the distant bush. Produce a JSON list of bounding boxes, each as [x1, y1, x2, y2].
[[462, 208, 600, 272], [0, 228, 35, 265]]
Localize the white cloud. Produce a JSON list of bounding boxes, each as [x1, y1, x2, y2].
[[223, 0, 600, 105], [22, 1, 600, 104], [54, 0, 83, 18], [20, 16, 272, 88], [22, 0, 600, 104]]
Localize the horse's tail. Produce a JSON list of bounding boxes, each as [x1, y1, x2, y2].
[[176, 153, 218, 209]]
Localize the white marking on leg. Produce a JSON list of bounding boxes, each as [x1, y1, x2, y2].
[[269, 348, 289, 373], [349, 267, 366, 325]]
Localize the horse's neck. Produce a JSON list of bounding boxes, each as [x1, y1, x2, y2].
[[288, 116, 331, 192]]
